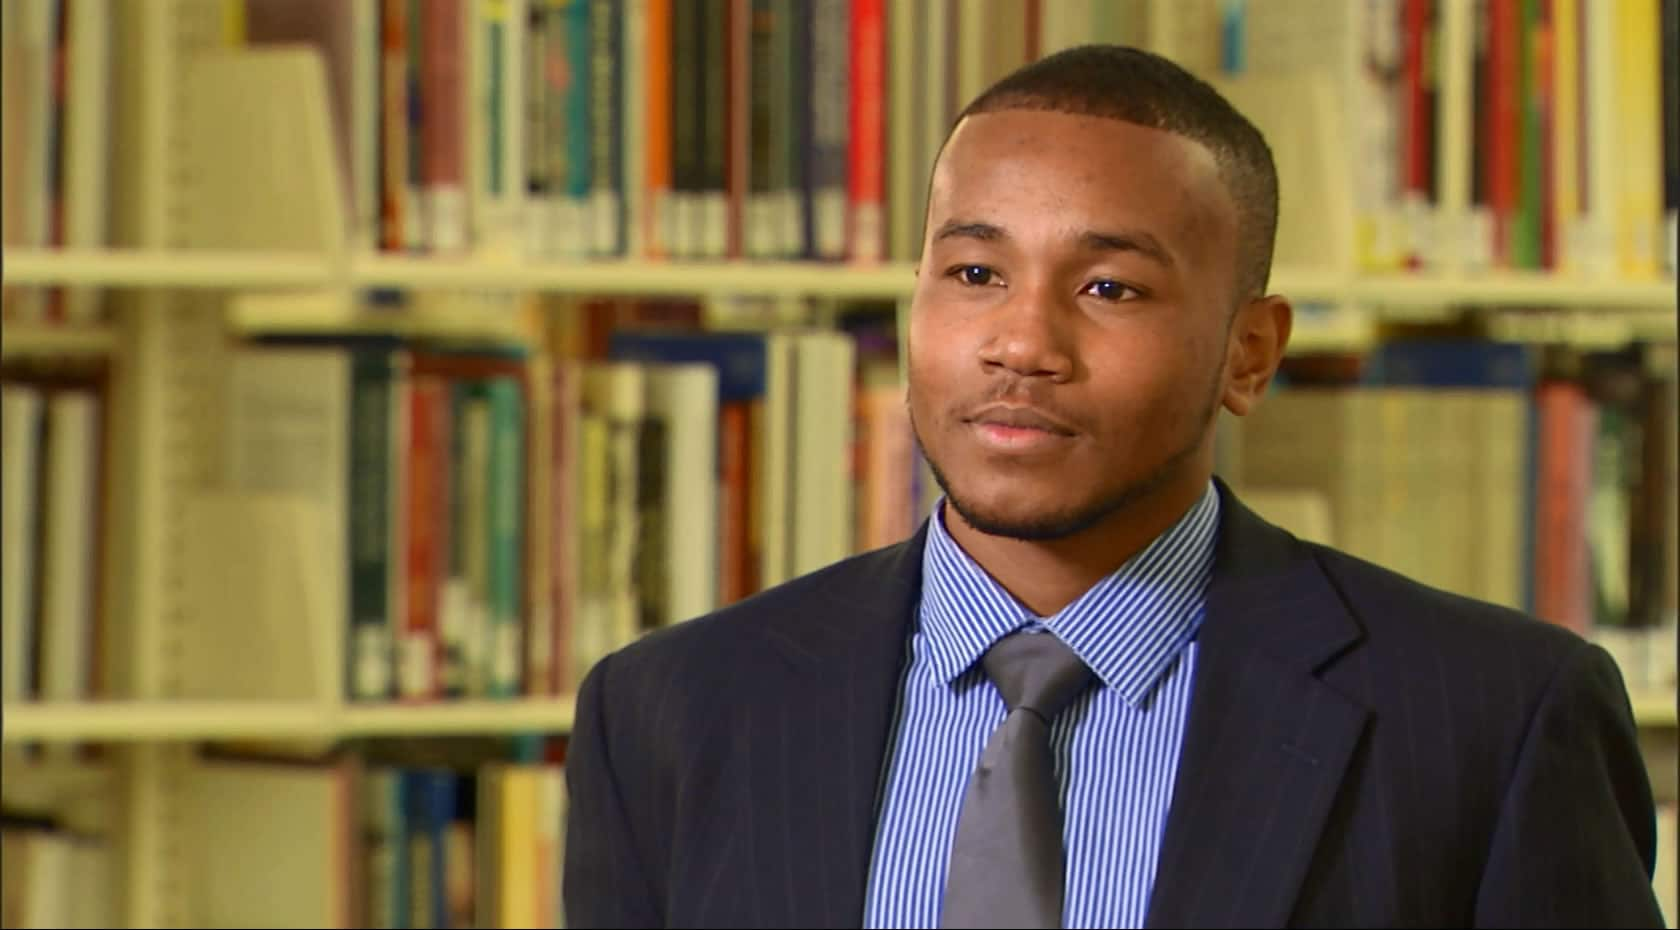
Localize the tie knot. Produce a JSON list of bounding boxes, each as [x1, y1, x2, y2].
[[981, 631, 1094, 720]]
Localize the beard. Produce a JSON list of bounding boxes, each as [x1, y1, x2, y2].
[[910, 362, 1226, 542]]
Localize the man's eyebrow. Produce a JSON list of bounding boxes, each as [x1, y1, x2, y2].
[[1079, 229, 1175, 268], [932, 220, 1006, 243], [932, 220, 1175, 270]]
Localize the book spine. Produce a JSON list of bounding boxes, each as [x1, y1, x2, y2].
[[405, 0, 428, 250], [485, 377, 526, 698], [380, 0, 410, 251], [422, 0, 467, 253], [848, 0, 884, 261], [561, 0, 593, 257], [350, 349, 399, 701], [701, 0, 730, 257], [747, 0, 774, 257], [810, 0, 849, 260], [400, 375, 445, 701], [645, 0, 673, 257], [589, 0, 622, 256], [670, 0, 698, 257], [774, 0, 805, 256], [522, 2, 550, 256]]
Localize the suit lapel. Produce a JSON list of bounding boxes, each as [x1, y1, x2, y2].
[[1145, 482, 1370, 929], [744, 525, 927, 928], [725, 485, 1368, 928]]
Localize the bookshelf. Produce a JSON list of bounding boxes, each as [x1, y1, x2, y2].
[[1345, 272, 1678, 310], [1636, 693, 1680, 729], [0, 697, 577, 743], [9, 249, 1673, 359], [2, 691, 1671, 746], [1, 0, 1675, 926], [10, 247, 1678, 307], [3, 248, 338, 289], [0, 322, 119, 360]]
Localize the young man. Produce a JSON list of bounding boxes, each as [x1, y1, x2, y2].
[[563, 45, 1664, 928]]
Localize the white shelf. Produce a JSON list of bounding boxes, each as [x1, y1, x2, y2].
[[0, 759, 114, 801], [339, 698, 575, 737], [0, 700, 336, 742], [5, 248, 336, 288], [1482, 307, 1677, 346], [1634, 692, 1678, 728], [226, 289, 534, 343], [352, 253, 920, 298], [0, 697, 576, 744], [1, 323, 119, 359], [6, 249, 1675, 309], [1342, 271, 1678, 309], [1, 691, 1668, 743]]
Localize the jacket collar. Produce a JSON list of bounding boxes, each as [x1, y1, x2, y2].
[[750, 477, 1367, 928], [1144, 477, 1368, 927]]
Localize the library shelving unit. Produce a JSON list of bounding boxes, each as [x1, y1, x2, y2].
[[4, 689, 1674, 748], [1, 0, 1675, 926], [0, 318, 120, 361], [2, 698, 577, 744], [8, 247, 1678, 332]]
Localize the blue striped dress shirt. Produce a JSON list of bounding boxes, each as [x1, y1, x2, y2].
[[862, 480, 1221, 929]]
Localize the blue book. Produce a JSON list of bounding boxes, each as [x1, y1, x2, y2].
[[606, 329, 770, 404], [1359, 340, 1537, 390]]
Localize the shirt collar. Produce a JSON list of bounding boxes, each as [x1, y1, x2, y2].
[[918, 479, 1221, 708]]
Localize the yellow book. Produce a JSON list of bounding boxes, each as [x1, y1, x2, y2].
[[221, 0, 245, 44], [497, 765, 541, 928], [1617, 0, 1663, 277]]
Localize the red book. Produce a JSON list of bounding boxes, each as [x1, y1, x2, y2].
[[848, 0, 885, 261], [1484, 0, 1520, 266], [400, 375, 448, 700]]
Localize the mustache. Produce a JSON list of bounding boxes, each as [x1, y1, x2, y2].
[[952, 382, 1082, 434]]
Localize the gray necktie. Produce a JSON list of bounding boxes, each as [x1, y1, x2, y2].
[[941, 630, 1095, 929]]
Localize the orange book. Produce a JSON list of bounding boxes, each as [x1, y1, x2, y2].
[[848, 0, 885, 261], [718, 401, 753, 604], [1533, 380, 1595, 635], [400, 375, 447, 701], [379, 0, 409, 252], [646, 0, 673, 259]]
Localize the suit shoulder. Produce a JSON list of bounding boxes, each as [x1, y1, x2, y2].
[[1303, 539, 1591, 665]]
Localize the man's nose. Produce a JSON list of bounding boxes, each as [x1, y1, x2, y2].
[[976, 282, 1076, 382]]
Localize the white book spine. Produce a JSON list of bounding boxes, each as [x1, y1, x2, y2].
[[647, 365, 720, 624], [623, 0, 647, 258], [13, 0, 54, 320], [1, 386, 43, 701], [815, 186, 848, 260], [702, 190, 729, 258], [1584, 0, 1619, 276], [22, 831, 76, 929], [354, 0, 381, 253], [592, 187, 622, 256], [62, 0, 110, 322], [779, 187, 804, 259], [39, 392, 101, 733]]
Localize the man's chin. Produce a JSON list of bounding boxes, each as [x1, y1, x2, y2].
[[942, 491, 1114, 543]]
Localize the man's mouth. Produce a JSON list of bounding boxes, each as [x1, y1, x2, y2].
[[965, 404, 1077, 450], [966, 404, 1076, 435]]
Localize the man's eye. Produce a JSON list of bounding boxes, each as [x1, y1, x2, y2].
[[952, 265, 996, 287], [1082, 279, 1138, 301]]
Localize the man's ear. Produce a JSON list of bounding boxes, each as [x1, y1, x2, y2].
[[1221, 294, 1292, 417]]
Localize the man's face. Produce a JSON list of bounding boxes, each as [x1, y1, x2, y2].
[[906, 108, 1241, 541]]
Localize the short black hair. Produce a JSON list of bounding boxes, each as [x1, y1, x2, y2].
[[955, 44, 1279, 301]]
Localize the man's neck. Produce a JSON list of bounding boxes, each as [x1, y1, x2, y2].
[[941, 474, 1213, 618]]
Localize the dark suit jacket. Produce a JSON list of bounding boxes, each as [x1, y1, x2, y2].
[[562, 479, 1665, 928]]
